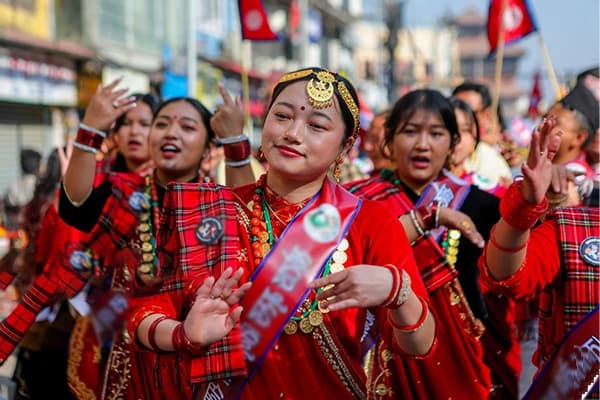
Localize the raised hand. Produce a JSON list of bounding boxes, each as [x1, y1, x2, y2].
[[210, 85, 245, 140], [183, 267, 251, 347], [309, 265, 393, 312], [82, 79, 136, 131], [437, 208, 484, 248], [520, 117, 562, 204]]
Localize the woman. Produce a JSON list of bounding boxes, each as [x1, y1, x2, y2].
[[449, 98, 507, 197], [128, 68, 435, 399], [479, 117, 599, 399], [346, 89, 519, 398]]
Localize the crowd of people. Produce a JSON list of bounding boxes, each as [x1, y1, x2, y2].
[[0, 65, 596, 400]]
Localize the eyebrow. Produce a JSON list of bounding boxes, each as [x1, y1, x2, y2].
[[275, 101, 334, 123], [156, 115, 198, 124], [405, 122, 448, 129]]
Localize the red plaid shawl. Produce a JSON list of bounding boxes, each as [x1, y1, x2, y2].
[[541, 208, 600, 355], [345, 176, 457, 292], [0, 172, 149, 363], [156, 182, 246, 384]]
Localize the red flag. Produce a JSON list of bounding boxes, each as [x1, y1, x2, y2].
[[487, 0, 537, 53], [289, 0, 300, 41], [528, 71, 542, 116], [238, 0, 278, 41]]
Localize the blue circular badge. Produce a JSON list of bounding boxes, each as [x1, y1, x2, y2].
[[195, 217, 224, 245], [579, 236, 600, 267], [70, 250, 92, 271], [129, 191, 150, 211]]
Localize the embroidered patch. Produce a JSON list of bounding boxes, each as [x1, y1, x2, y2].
[[70, 250, 92, 271], [303, 203, 341, 243], [195, 217, 224, 245], [579, 236, 600, 266], [128, 191, 150, 211]]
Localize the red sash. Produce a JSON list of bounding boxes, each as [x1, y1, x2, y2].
[[194, 179, 362, 399], [373, 170, 469, 292], [524, 306, 599, 399]]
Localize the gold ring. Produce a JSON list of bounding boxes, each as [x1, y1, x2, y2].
[[461, 221, 471, 229], [218, 293, 227, 300]]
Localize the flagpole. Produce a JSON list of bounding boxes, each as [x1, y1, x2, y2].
[[490, 0, 507, 140], [240, 40, 251, 133], [537, 33, 561, 100]]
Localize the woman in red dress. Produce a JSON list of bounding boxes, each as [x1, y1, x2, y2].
[[128, 68, 436, 399], [346, 89, 506, 399]]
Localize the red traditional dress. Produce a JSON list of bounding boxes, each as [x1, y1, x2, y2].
[[479, 207, 600, 372], [346, 171, 494, 399], [126, 177, 429, 399]]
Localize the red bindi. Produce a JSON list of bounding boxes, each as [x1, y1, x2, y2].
[[300, 106, 305, 111]]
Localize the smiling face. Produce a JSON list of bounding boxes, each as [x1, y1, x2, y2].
[[149, 100, 208, 183], [390, 109, 452, 193], [262, 81, 347, 187], [114, 102, 153, 167]]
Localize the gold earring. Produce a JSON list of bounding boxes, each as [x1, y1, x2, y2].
[[333, 156, 343, 183]]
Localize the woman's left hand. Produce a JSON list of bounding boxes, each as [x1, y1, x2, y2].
[[308, 265, 393, 312]]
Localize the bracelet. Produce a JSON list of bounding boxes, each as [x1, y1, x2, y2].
[[387, 296, 428, 333], [500, 182, 548, 231], [172, 322, 204, 355], [216, 134, 248, 145], [409, 209, 426, 237], [75, 127, 104, 151], [489, 226, 527, 253], [226, 158, 251, 168], [380, 264, 401, 308], [434, 201, 441, 229], [417, 201, 439, 231], [72, 140, 99, 154], [223, 139, 251, 162], [79, 122, 107, 138], [147, 315, 170, 351]]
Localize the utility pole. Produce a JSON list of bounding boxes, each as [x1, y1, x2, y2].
[[385, 0, 404, 104], [187, 0, 197, 97]]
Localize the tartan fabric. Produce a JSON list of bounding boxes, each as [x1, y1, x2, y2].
[[346, 176, 457, 293], [0, 271, 15, 290], [0, 207, 88, 363], [551, 207, 599, 334], [156, 182, 246, 384]]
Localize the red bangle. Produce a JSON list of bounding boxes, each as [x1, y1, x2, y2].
[[489, 226, 527, 253], [223, 139, 251, 162], [147, 315, 170, 351], [500, 182, 548, 231], [417, 201, 439, 231], [75, 127, 104, 151], [387, 296, 428, 333], [381, 264, 400, 307], [172, 322, 204, 355]]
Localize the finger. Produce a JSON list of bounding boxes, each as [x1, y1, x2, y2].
[[102, 78, 123, 93], [110, 88, 130, 101], [226, 282, 252, 305], [325, 297, 360, 312], [195, 276, 216, 299], [314, 279, 351, 301], [210, 266, 233, 297], [527, 126, 541, 167], [220, 268, 245, 297], [218, 84, 234, 106], [225, 306, 244, 330], [235, 96, 242, 108], [308, 268, 348, 289], [550, 166, 562, 193], [466, 229, 484, 248]]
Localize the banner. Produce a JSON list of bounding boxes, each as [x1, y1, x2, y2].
[[487, 0, 537, 53]]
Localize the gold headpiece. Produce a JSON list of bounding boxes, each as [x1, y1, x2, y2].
[[276, 68, 361, 138]]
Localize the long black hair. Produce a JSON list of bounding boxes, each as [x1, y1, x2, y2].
[[449, 97, 480, 145]]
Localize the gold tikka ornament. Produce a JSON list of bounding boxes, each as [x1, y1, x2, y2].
[[306, 70, 336, 109]]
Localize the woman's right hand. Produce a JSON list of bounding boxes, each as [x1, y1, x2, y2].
[[81, 79, 136, 131], [519, 117, 562, 204], [437, 208, 484, 248], [183, 267, 252, 347], [210, 85, 245, 140]]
